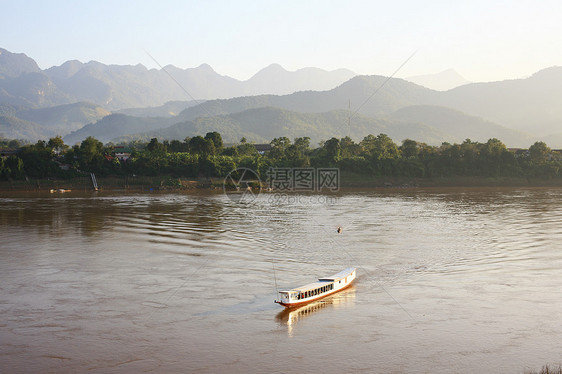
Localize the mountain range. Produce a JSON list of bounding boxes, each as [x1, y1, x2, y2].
[[1, 47, 561, 148], [0, 48, 356, 110], [63, 74, 537, 147]]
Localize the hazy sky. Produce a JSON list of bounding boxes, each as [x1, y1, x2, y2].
[[2, 0, 561, 82]]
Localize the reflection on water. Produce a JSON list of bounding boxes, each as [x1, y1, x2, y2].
[[1, 188, 561, 374], [276, 285, 356, 337]]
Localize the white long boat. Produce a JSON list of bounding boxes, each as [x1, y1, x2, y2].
[[275, 267, 356, 308]]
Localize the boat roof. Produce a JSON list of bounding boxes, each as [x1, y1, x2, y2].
[[318, 267, 356, 281], [280, 267, 356, 293]]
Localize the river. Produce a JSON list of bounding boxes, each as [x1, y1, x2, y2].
[[1, 187, 561, 373]]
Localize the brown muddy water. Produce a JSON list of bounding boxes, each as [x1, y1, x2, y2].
[[0, 188, 561, 373]]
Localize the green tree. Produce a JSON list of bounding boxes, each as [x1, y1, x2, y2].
[[237, 143, 258, 157], [324, 137, 342, 164], [340, 136, 362, 158], [481, 138, 508, 176], [359, 134, 376, 155], [360, 134, 399, 159], [285, 137, 311, 167], [529, 141, 551, 164], [400, 139, 419, 159], [189, 136, 216, 156], [18, 141, 56, 177], [222, 146, 239, 157], [147, 138, 165, 153], [7, 139, 22, 148], [483, 138, 507, 159], [0, 155, 24, 179], [373, 134, 400, 159], [79, 136, 105, 171], [205, 132, 223, 152], [47, 136, 68, 155], [269, 137, 291, 160], [168, 139, 187, 153]]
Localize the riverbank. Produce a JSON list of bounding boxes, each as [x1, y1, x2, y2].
[[0, 176, 222, 192], [340, 174, 562, 188], [2, 174, 562, 192]]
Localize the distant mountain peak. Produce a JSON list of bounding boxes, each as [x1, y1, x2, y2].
[[0, 47, 41, 78], [45, 60, 84, 79], [196, 63, 215, 71], [530, 65, 562, 78], [265, 63, 286, 70], [250, 63, 288, 77]]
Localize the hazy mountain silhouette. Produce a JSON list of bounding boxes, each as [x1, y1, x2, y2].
[[245, 64, 356, 95], [405, 69, 470, 91], [0, 115, 47, 140], [63, 113, 177, 145], [171, 75, 436, 123], [2, 48, 562, 147], [0, 102, 109, 140], [0, 72, 72, 107], [0, 47, 357, 110], [102, 105, 526, 147], [64, 73, 549, 147], [17, 102, 109, 133], [388, 105, 531, 146], [115, 100, 202, 118], [435, 66, 562, 136], [110, 107, 450, 145]]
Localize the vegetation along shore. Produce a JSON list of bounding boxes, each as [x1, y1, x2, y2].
[[1, 132, 562, 191]]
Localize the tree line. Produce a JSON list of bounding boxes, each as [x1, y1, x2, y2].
[[1, 132, 561, 182]]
